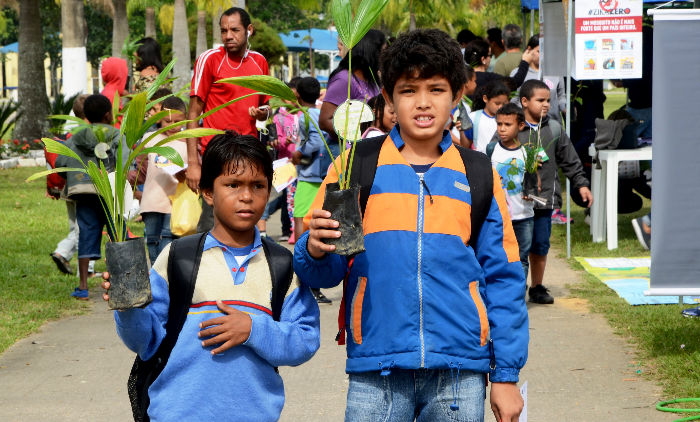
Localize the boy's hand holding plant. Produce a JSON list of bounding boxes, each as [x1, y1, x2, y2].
[[307, 209, 340, 259]]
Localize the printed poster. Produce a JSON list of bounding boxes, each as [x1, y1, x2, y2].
[[574, 0, 643, 79]]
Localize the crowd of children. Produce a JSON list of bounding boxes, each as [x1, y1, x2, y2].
[[46, 17, 600, 421]]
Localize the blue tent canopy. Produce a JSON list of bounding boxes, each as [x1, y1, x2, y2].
[[0, 42, 18, 54], [278, 29, 339, 53]]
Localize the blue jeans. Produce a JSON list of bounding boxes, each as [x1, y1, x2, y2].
[[626, 106, 652, 138], [142, 212, 175, 264], [531, 209, 553, 256], [74, 194, 120, 260], [345, 369, 486, 422], [512, 217, 534, 278]]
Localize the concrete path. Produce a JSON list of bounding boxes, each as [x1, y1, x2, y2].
[[0, 216, 673, 421]]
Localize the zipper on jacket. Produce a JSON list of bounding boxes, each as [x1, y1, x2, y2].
[[418, 174, 426, 367]]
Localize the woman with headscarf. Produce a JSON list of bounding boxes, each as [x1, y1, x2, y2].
[[100, 57, 128, 128]]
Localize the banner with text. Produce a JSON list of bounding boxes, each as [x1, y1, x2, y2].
[[574, 0, 643, 79]]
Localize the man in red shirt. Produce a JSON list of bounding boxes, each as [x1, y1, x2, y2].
[[186, 7, 271, 232]]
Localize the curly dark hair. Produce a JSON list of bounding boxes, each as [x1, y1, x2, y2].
[[379, 29, 468, 101], [496, 102, 525, 125], [472, 80, 510, 111], [200, 130, 273, 192]]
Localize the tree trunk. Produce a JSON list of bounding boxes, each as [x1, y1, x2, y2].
[[15, 0, 49, 141], [145, 7, 156, 39], [196, 10, 207, 57], [112, 0, 129, 58], [172, 0, 191, 92], [212, 5, 223, 48], [409, 0, 416, 30], [309, 26, 314, 78], [61, 0, 88, 97]]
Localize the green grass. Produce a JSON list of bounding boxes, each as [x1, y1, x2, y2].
[[603, 90, 627, 120], [553, 187, 700, 403], [0, 167, 144, 354]]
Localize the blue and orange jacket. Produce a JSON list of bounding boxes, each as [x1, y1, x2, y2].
[[293, 127, 529, 382]]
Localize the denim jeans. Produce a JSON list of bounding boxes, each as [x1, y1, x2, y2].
[[512, 217, 534, 279], [626, 106, 652, 138], [345, 368, 486, 422], [73, 194, 120, 260], [261, 189, 292, 234], [54, 201, 95, 274], [142, 212, 175, 264], [531, 209, 554, 256]]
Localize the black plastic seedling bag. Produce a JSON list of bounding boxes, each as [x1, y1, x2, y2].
[[522, 171, 540, 200], [321, 182, 365, 256], [105, 237, 152, 310]]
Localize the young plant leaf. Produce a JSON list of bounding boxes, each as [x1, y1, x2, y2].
[[332, 0, 353, 48], [198, 93, 260, 121], [146, 58, 178, 100], [139, 146, 184, 167], [121, 92, 148, 150], [25, 167, 86, 182], [216, 75, 297, 103], [42, 138, 84, 164], [50, 115, 91, 127], [350, 0, 390, 48]]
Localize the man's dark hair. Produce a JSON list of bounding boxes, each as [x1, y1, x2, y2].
[[360, 94, 387, 133], [380, 29, 468, 101], [200, 130, 273, 191], [456, 29, 477, 46], [220, 7, 251, 29], [296, 77, 321, 104], [135, 37, 164, 73], [502, 24, 523, 50], [84, 94, 113, 124], [72, 94, 90, 120], [162, 96, 187, 115], [152, 88, 172, 101], [527, 34, 539, 50], [500, 77, 517, 93], [464, 40, 490, 66], [520, 79, 550, 101], [496, 102, 525, 125], [486, 28, 503, 49], [329, 29, 385, 90]]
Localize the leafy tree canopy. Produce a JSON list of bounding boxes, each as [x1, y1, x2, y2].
[[250, 18, 287, 66]]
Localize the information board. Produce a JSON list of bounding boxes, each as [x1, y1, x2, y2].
[[573, 0, 643, 79]]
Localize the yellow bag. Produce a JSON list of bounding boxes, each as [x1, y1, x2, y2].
[[169, 183, 202, 237]]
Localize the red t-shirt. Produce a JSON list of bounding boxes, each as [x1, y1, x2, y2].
[[191, 47, 271, 152]]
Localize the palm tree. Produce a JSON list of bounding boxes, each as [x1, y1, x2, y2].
[[128, 0, 162, 38], [61, 0, 88, 97], [171, 0, 190, 91], [197, 0, 232, 57], [14, 0, 49, 141], [381, 0, 461, 35], [113, 0, 129, 58], [196, 9, 207, 56]]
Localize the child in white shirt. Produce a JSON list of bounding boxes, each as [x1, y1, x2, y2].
[[488, 103, 533, 278], [466, 80, 510, 153]]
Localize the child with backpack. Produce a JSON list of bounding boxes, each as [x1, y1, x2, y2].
[[101, 131, 320, 421], [294, 29, 527, 422], [516, 79, 593, 304], [55, 94, 128, 300], [139, 96, 189, 264], [488, 103, 534, 277], [465, 80, 510, 153]]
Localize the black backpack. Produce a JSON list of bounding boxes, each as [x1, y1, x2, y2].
[[126, 233, 294, 422], [351, 135, 494, 251]]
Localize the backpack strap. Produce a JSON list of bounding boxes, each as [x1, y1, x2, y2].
[[548, 119, 561, 143], [455, 145, 494, 253], [486, 141, 497, 159], [260, 236, 294, 322], [348, 135, 386, 217]]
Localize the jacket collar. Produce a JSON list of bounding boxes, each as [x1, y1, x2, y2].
[[388, 125, 453, 154], [203, 227, 263, 252]]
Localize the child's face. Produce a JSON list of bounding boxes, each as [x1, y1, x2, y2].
[[384, 74, 458, 143], [496, 114, 524, 142], [159, 109, 186, 136], [464, 75, 477, 96], [203, 163, 270, 234], [380, 103, 397, 132], [521, 88, 551, 122], [149, 102, 163, 118], [484, 94, 509, 117]]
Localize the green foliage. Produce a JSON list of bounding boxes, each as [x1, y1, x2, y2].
[[250, 18, 287, 65], [49, 93, 80, 136], [27, 59, 224, 243], [248, 0, 308, 33], [300, 51, 330, 71], [85, 3, 114, 68], [0, 7, 18, 46]]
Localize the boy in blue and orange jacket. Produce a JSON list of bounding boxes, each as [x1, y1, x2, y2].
[[293, 29, 529, 421]]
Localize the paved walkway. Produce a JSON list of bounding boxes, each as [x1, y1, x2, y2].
[[0, 216, 673, 421]]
